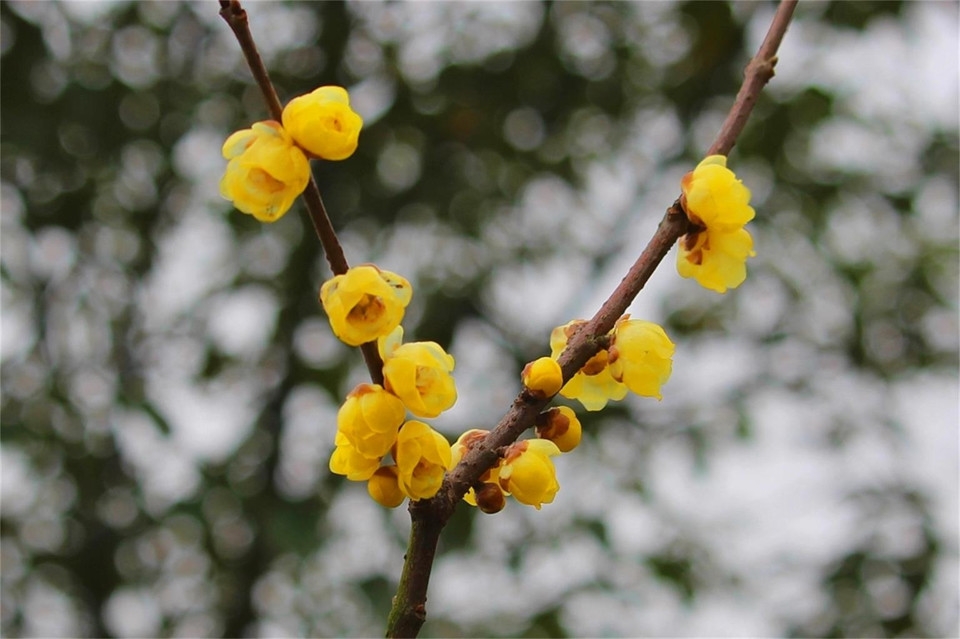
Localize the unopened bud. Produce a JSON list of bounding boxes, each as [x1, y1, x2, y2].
[[535, 406, 581, 453], [522, 357, 563, 397], [474, 482, 506, 514]]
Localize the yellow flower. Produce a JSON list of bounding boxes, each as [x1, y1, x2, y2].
[[336, 383, 406, 459], [282, 86, 363, 161], [608, 316, 675, 400], [498, 439, 561, 510], [394, 421, 452, 501], [522, 356, 563, 398], [320, 265, 412, 346], [550, 320, 627, 411], [220, 121, 311, 222], [378, 327, 457, 418], [677, 155, 756, 293], [368, 465, 406, 508], [450, 429, 505, 510], [329, 432, 381, 481], [535, 406, 581, 453], [450, 429, 489, 467]]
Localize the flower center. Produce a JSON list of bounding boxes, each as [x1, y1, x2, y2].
[[348, 294, 386, 324], [248, 168, 286, 194]]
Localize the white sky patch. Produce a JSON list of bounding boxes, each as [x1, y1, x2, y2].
[[110, 409, 201, 516], [206, 285, 279, 359], [431, 319, 517, 436], [276, 384, 339, 500], [137, 211, 237, 331], [763, 3, 959, 132], [147, 377, 260, 465], [892, 372, 960, 545]]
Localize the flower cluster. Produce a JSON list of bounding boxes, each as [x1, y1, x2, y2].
[[676, 155, 756, 293], [220, 86, 363, 222], [323, 266, 457, 507], [219, 57, 757, 524], [550, 315, 675, 411]]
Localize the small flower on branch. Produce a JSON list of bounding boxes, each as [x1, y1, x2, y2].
[[320, 264, 412, 347], [498, 439, 562, 510], [379, 327, 457, 419], [282, 85, 363, 161], [220, 121, 310, 222], [677, 155, 756, 293], [395, 421, 453, 501]]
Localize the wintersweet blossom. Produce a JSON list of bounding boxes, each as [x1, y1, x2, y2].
[[336, 383, 406, 459], [451, 429, 505, 510], [282, 86, 363, 161], [535, 406, 582, 453], [608, 316, 675, 400], [329, 431, 381, 481], [498, 439, 561, 510], [378, 327, 457, 418], [394, 421, 452, 500], [220, 121, 310, 222], [320, 265, 412, 346], [550, 320, 627, 411], [677, 155, 756, 293], [368, 465, 405, 508], [522, 356, 563, 397]]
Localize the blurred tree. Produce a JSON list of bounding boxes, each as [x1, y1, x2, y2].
[[0, 1, 956, 637]]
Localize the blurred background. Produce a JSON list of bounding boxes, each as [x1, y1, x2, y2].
[[1, 1, 957, 637]]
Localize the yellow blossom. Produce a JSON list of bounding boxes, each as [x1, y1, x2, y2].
[[535, 406, 582, 453], [282, 86, 363, 161], [368, 465, 406, 508], [498, 439, 561, 510], [677, 155, 756, 293], [550, 320, 627, 411], [329, 431, 381, 481], [336, 383, 406, 459], [378, 327, 457, 418], [451, 429, 505, 509], [220, 121, 310, 222], [522, 356, 563, 397], [450, 429, 489, 467], [608, 316, 675, 400], [320, 265, 412, 346], [394, 421, 452, 501]]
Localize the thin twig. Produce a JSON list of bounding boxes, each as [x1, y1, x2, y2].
[[218, 0, 384, 384], [384, 1, 798, 636]]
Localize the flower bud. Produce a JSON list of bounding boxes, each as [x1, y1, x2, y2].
[[367, 465, 405, 508], [522, 356, 563, 397], [535, 406, 581, 453], [282, 86, 363, 160], [474, 482, 506, 514]]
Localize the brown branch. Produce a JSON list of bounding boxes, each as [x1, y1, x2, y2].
[[384, 1, 798, 636], [709, 0, 798, 156], [218, 0, 384, 384]]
